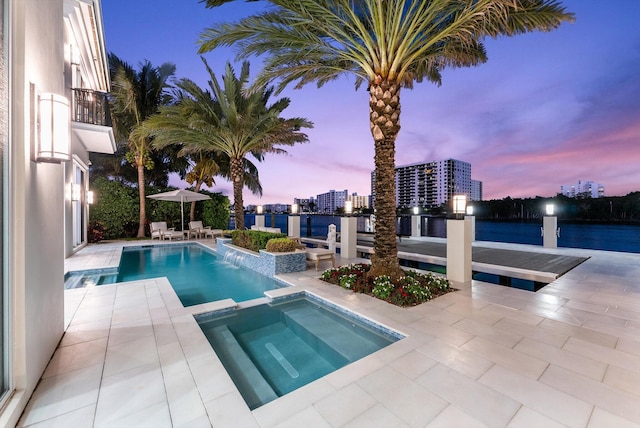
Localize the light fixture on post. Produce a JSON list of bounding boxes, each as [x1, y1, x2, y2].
[[344, 200, 353, 216], [453, 195, 467, 219], [447, 194, 472, 283], [341, 200, 357, 259], [255, 205, 265, 228], [542, 203, 558, 248], [288, 203, 300, 238], [465, 205, 476, 242], [87, 191, 94, 205], [37, 92, 71, 163], [411, 206, 421, 237], [545, 204, 555, 216], [71, 184, 81, 201]]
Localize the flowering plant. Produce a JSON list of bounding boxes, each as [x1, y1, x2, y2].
[[320, 263, 452, 307]]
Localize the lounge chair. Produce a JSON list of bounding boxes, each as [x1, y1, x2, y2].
[[188, 221, 223, 239], [150, 221, 183, 241], [306, 248, 336, 271]]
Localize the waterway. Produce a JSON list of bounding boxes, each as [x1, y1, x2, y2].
[[242, 214, 640, 254]]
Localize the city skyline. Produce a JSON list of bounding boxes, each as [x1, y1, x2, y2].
[[102, 0, 640, 205]]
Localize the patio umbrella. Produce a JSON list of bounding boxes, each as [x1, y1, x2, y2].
[[148, 189, 211, 231]]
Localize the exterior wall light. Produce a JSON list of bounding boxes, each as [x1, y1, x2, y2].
[[87, 191, 94, 205], [37, 92, 71, 163]]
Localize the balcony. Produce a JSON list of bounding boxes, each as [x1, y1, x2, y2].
[[72, 88, 111, 126], [71, 88, 116, 154]]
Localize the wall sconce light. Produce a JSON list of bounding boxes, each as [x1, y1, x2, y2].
[[291, 203, 298, 215], [453, 195, 467, 217], [37, 92, 71, 163], [412, 206, 419, 215], [71, 184, 81, 201], [256, 205, 263, 214], [466, 205, 474, 216], [87, 191, 94, 205], [546, 204, 555, 216], [344, 200, 353, 216]]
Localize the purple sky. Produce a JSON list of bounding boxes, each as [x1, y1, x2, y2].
[[102, 0, 640, 205]]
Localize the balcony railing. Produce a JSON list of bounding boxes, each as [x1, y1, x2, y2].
[[72, 88, 112, 127]]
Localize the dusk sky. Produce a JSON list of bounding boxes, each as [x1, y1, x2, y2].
[[102, 0, 640, 205]]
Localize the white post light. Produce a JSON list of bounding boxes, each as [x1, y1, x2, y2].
[[466, 205, 474, 216], [255, 205, 265, 227], [37, 93, 70, 163], [465, 205, 476, 242], [344, 200, 353, 216], [546, 204, 555, 216], [412, 206, 419, 215], [291, 203, 298, 215], [543, 203, 558, 248], [453, 195, 467, 217], [448, 195, 472, 283]]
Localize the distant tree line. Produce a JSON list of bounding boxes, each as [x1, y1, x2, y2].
[[471, 193, 640, 222]]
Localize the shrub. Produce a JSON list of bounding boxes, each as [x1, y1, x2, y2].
[[231, 230, 286, 251], [265, 238, 297, 252], [88, 221, 106, 243]]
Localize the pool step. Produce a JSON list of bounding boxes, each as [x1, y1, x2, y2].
[[283, 306, 380, 365], [208, 325, 279, 409]]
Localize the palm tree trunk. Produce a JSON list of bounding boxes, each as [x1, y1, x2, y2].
[[368, 79, 402, 279], [136, 162, 146, 238], [190, 181, 203, 222], [230, 157, 245, 230]]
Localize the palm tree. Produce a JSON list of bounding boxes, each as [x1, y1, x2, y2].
[[108, 54, 176, 237], [183, 151, 263, 222], [140, 58, 312, 230], [198, 0, 574, 278]]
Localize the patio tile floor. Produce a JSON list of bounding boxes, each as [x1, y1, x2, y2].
[[16, 238, 640, 427]]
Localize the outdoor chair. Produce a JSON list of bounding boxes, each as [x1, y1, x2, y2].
[[189, 221, 223, 239], [306, 248, 336, 271], [150, 221, 182, 241]]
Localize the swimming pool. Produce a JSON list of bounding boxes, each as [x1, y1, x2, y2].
[[65, 244, 285, 306], [196, 294, 403, 409]]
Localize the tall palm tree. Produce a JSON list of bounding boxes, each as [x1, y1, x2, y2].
[[108, 54, 176, 237], [183, 151, 263, 222], [198, 0, 574, 278], [140, 58, 312, 230]]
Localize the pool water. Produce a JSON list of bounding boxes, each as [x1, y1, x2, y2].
[[196, 295, 403, 409], [65, 244, 283, 306]]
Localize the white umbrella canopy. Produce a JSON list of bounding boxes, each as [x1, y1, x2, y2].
[[147, 189, 211, 231]]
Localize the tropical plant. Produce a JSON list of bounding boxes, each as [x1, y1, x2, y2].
[[197, 0, 574, 278], [108, 53, 176, 237], [140, 58, 312, 230]]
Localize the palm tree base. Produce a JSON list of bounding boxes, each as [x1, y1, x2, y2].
[[367, 254, 403, 281]]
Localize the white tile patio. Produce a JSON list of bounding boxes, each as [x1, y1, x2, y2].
[[16, 238, 640, 427]]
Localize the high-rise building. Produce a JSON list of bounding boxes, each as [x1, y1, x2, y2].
[[560, 180, 605, 198], [372, 159, 477, 209], [347, 193, 369, 209], [316, 189, 349, 214], [471, 179, 483, 202]]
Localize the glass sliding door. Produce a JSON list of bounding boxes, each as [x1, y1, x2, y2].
[[0, 0, 8, 400]]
